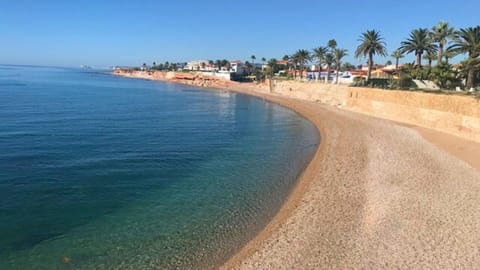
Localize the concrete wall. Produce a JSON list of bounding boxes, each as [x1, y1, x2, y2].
[[270, 80, 480, 142]]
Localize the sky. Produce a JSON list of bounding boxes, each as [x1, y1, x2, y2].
[[1, 0, 479, 67]]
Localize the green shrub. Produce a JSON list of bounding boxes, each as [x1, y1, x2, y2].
[[367, 78, 390, 89], [352, 76, 366, 87], [391, 73, 416, 90]]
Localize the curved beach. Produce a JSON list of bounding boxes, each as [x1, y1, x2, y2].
[[112, 71, 480, 269], [221, 85, 480, 269]]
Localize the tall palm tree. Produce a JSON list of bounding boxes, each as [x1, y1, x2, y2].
[[293, 49, 311, 79], [391, 50, 404, 70], [451, 26, 480, 89], [324, 53, 334, 83], [328, 39, 337, 51], [430, 21, 456, 63], [355, 30, 387, 82], [333, 48, 348, 84], [399, 28, 437, 70], [250, 55, 256, 67], [313, 46, 328, 81]]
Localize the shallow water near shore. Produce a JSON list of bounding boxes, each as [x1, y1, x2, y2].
[[0, 65, 318, 269]]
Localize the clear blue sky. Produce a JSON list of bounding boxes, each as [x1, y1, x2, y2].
[[1, 0, 479, 67]]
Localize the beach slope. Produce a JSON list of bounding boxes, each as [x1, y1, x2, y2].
[[222, 94, 480, 269]]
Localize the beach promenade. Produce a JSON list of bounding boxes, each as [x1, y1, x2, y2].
[[114, 71, 480, 269]]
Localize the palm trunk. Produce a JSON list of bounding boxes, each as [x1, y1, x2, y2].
[[438, 44, 443, 64], [317, 63, 321, 81], [428, 59, 432, 69], [300, 61, 303, 79], [395, 58, 399, 70], [466, 68, 475, 89], [336, 65, 340, 84], [416, 53, 422, 70], [325, 66, 330, 83], [367, 53, 373, 82]]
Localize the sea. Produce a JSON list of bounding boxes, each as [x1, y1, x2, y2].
[[0, 65, 319, 269]]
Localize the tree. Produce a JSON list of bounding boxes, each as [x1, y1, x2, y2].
[[251, 55, 256, 67], [313, 46, 328, 81], [215, 60, 222, 70], [261, 57, 266, 64], [399, 28, 437, 70], [430, 62, 458, 89], [341, 62, 356, 71], [430, 21, 456, 63], [266, 58, 278, 91], [266, 58, 278, 76], [245, 61, 253, 75], [391, 50, 404, 70], [423, 51, 437, 69], [333, 48, 348, 83], [328, 39, 337, 51], [443, 45, 458, 64], [451, 26, 480, 89], [355, 29, 387, 82], [324, 53, 334, 83], [293, 49, 311, 79]]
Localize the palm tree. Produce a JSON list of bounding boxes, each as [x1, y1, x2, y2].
[[324, 53, 334, 83], [328, 39, 337, 51], [333, 48, 348, 83], [313, 46, 328, 81], [391, 50, 404, 70], [355, 29, 387, 82], [443, 45, 459, 64], [293, 49, 311, 79], [245, 61, 253, 75], [423, 51, 437, 69], [430, 21, 456, 63], [451, 26, 480, 89], [399, 28, 437, 70], [250, 55, 256, 67], [216, 60, 222, 70]]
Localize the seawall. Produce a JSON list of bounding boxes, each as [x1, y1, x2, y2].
[[267, 80, 480, 143]]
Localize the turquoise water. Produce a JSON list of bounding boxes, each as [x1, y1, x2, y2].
[[0, 65, 319, 269]]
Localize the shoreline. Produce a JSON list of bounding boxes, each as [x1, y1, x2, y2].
[[112, 71, 480, 269]]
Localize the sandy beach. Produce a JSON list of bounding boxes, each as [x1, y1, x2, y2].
[[114, 71, 480, 269]]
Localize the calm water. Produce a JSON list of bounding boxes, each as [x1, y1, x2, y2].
[[0, 65, 319, 269]]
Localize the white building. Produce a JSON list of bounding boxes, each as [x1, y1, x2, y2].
[[229, 61, 245, 74], [185, 60, 211, 71]]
